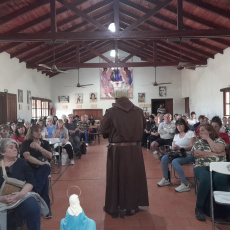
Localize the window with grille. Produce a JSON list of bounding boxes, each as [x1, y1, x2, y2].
[[223, 92, 230, 116], [32, 97, 51, 119]]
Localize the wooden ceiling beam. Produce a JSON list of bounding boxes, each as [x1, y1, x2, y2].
[[184, 0, 230, 20], [0, 0, 48, 25], [0, 0, 112, 54], [119, 8, 221, 56], [27, 60, 207, 69], [80, 41, 113, 63], [177, 0, 183, 30], [57, 0, 108, 31], [1, 29, 230, 42], [50, 0, 57, 34], [120, 41, 153, 63], [123, 0, 173, 32], [113, 0, 120, 32], [19, 10, 113, 62], [10, 43, 45, 59], [123, 0, 230, 50], [0, 0, 14, 7], [76, 43, 80, 64]]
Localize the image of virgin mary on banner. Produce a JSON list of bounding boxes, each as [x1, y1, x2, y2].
[[100, 67, 133, 99]]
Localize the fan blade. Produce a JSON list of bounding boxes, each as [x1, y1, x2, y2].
[[79, 84, 93, 87], [178, 62, 191, 66], [38, 64, 51, 69], [157, 82, 171, 85], [57, 70, 68, 73]]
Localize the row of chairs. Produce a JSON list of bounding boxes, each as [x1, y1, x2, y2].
[[162, 145, 230, 230]]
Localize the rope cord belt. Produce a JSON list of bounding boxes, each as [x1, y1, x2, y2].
[[109, 142, 141, 146]]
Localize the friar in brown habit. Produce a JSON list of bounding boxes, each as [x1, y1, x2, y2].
[[100, 89, 149, 218]]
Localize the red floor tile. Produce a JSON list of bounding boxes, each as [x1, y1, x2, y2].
[[40, 138, 225, 229]]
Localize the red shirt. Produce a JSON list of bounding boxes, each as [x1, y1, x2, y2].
[[219, 132, 229, 156], [12, 135, 25, 143]]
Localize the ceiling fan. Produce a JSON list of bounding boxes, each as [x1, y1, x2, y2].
[[38, 44, 67, 73], [177, 62, 207, 70], [176, 40, 207, 70], [65, 68, 93, 88], [152, 67, 171, 86]]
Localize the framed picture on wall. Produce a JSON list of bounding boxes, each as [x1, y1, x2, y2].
[[138, 93, 145, 103], [100, 67, 133, 99], [18, 89, 23, 103], [159, 86, 167, 97], [75, 93, 83, 104], [27, 90, 31, 104], [90, 92, 97, 102], [58, 96, 69, 103]]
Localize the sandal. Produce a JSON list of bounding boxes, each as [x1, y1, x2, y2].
[[103, 206, 119, 218], [125, 207, 140, 216]]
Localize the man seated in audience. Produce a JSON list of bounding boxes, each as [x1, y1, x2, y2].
[[142, 115, 155, 147], [65, 114, 80, 154], [151, 113, 176, 158], [61, 114, 68, 125], [78, 115, 89, 146], [157, 104, 166, 115], [188, 111, 198, 126], [220, 116, 230, 134], [194, 115, 205, 137], [148, 116, 160, 144]]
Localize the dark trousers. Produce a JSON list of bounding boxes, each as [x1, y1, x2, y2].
[[142, 132, 150, 145], [15, 197, 40, 230], [194, 166, 229, 209], [33, 164, 51, 209], [55, 143, 73, 159]]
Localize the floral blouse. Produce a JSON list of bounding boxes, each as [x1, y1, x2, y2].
[[190, 138, 226, 167]]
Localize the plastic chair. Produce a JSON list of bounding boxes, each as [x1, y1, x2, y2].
[[210, 162, 230, 230]]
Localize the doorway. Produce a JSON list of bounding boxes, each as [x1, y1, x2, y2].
[[151, 99, 173, 116], [0, 92, 17, 124]]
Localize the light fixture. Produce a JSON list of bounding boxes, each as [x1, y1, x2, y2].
[[110, 50, 116, 57], [108, 23, 116, 32]]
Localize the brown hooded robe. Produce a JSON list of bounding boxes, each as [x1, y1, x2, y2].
[[100, 97, 149, 214]]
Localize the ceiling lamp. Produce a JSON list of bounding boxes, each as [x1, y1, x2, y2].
[[110, 50, 116, 57], [108, 23, 116, 32]]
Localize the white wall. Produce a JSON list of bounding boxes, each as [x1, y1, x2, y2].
[[182, 47, 230, 118], [0, 52, 52, 122], [3, 46, 229, 122], [50, 50, 185, 117]]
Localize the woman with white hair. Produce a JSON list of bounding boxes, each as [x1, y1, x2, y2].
[[0, 138, 40, 230], [46, 116, 56, 138]]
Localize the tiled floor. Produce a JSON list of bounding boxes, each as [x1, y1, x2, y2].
[[41, 138, 229, 230]]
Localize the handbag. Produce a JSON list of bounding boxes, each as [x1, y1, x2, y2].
[[0, 160, 26, 195], [31, 156, 48, 169], [167, 148, 187, 162]]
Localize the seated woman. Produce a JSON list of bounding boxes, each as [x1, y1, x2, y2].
[[0, 124, 11, 141], [12, 123, 27, 149], [20, 125, 52, 218], [211, 116, 230, 161], [157, 118, 196, 192], [46, 116, 56, 138], [52, 119, 74, 165], [37, 119, 49, 139], [0, 139, 40, 230], [78, 115, 89, 146], [191, 124, 229, 221]]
